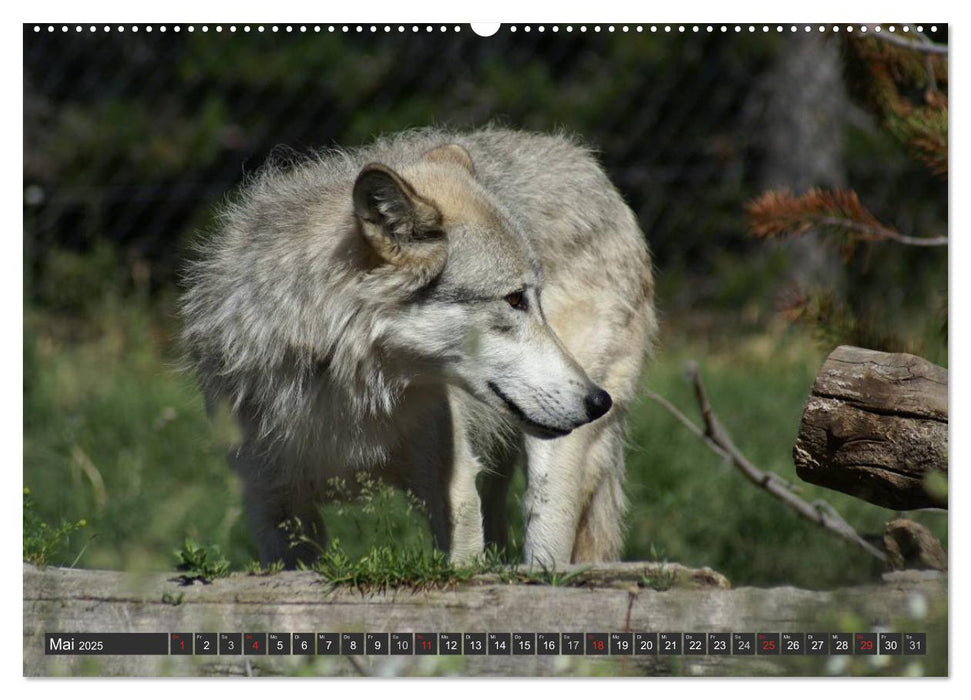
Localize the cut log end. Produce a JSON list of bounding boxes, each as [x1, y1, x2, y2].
[[794, 346, 947, 510]]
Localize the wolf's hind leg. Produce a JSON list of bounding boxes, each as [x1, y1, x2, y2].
[[478, 441, 520, 556], [243, 482, 327, 569], [235, 454, 327, 568]]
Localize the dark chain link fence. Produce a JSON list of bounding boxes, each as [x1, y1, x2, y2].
[[23, 24, 947, 323]]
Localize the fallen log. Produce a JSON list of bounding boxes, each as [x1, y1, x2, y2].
[[884, 518, 948, 571], [793, 346, 947, 510], [24, 564, 946, 677]]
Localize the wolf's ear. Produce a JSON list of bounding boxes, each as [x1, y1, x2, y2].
[[353, 163, 446, 278], [423, 144, 475, 176]]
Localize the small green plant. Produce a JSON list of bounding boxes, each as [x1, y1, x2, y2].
[[246, 559, 285, 575], [174, 537, 231, 582], [640, 544, 677, 591], [648, 542, 667, 562], [480, 543, 513, 572], [640, 568, 678, 592], [23, 487, 89, 567]]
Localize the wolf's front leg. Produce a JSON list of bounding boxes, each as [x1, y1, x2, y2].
[[446, 450, 485, 562], [521, 437, 582, 568], [443, 402, 488, 562], [522, 418, 627, 568]]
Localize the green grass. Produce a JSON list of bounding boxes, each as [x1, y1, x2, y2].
[[23, 297, 947, 589], [25, 297, 247, 571], [23, 487, 89, 567], [311, 539, 480, 591]]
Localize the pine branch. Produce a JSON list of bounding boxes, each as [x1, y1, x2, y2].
[[747, 188, 947, 247], [889, 105, 948, 177]]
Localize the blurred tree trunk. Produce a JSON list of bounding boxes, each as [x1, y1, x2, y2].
[[760, 34, 847, 291]]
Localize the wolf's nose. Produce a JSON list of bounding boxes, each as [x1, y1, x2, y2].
[[584, 388, 613, 421]]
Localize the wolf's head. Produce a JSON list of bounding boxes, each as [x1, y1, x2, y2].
[[352, 143, 612, 438]]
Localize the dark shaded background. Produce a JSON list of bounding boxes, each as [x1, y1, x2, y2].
[[24, 25, 946, 328]]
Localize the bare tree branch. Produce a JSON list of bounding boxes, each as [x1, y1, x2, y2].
[[642, 388, 729, 457], [645, 363, 887, 563], [868, 29, 948, 55], [814, 216, 948, 247]]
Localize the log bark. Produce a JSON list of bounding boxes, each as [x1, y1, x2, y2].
[[793, 346, 947, 510], [24, 564, 946, 677]]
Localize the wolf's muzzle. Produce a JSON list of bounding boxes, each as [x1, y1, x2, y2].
[[486, 380, 573, 438]]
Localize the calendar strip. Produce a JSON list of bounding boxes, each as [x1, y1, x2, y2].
[[44, 631, 926, 656]]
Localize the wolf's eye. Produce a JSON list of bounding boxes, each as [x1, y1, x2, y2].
[[504, 290, 528, 311]]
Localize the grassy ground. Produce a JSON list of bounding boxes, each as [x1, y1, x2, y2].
[[23, 297, 947, 589]]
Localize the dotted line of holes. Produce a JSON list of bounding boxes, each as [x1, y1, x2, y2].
[[32, 24, 940, 35]]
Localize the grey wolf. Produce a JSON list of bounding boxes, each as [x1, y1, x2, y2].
[[181, 127, 656, 568]]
